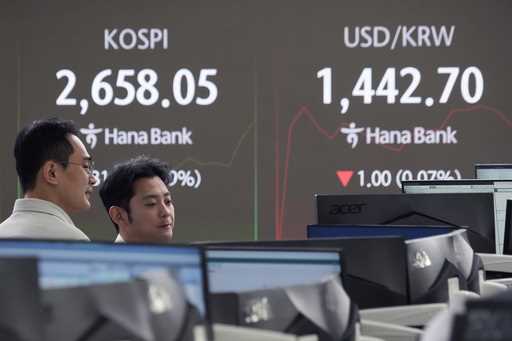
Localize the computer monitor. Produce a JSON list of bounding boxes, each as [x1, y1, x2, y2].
[[307, 224, 457, 240], [450, 290, 512, 341], [0, 257, 44, 341], [405, 229, 479, 304], [475, 163, 512, 180], [201, 237, 408, 309], [0, 240, 211, 340], [315, 193, 495, 253], [205, 247, 348, 337], [206, 247, 342, 293], [401, 179, 512, 253], [502, 200, 512, 255]]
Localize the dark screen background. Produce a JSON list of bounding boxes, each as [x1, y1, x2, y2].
[[1, 0, 511, 241]]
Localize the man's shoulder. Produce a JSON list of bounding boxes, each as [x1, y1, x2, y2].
[[0, 215, 17, 233], [0, 211, 29, 233], [0, 206, 89, 241]]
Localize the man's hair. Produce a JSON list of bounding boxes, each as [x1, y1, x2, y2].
[[99, 156, 171, 232], [14, 118, 79, 193]]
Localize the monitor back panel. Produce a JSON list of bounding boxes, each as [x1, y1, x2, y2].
[[315, 193, 495, 253], [401, 180, 512, 253]]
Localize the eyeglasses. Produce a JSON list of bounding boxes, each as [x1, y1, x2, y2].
[[59, 159, 95, 175]]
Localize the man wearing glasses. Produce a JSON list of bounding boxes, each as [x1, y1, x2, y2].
[[0, 118, 96, 240]]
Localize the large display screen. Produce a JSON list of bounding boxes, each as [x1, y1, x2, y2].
[[1, 0, 511, 241]]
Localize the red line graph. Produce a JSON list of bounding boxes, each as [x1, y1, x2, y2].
[[380, 105, 512, 152], [275, 104, 512, 239]]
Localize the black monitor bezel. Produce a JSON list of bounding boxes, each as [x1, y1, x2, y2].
[[503, 200, 512, 255]]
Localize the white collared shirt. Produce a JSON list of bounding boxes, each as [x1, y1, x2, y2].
[[114, 233, 125, 243], [0, 198, 90, 241]]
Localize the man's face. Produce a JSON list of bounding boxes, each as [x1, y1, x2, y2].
[[57, 134, 96, 213], [120, 176, 175, 243]]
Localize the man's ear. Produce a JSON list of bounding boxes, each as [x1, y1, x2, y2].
[[41, 161, 60, 185], [108, 206, 129, 227]]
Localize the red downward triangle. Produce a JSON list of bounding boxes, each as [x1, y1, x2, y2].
[[336, 170, 354, 187]]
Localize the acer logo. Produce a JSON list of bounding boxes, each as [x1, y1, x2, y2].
[[328, 203, 366, 215]]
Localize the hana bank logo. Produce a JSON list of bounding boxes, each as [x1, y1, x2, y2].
[[80, 123, 103, 149], [340, 122, 458, 148], [340, 122, 365, 149], [79, 123, 193, 149]]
